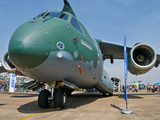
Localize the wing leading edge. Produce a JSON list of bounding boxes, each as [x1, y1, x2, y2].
[[96, 39, 160, 68]]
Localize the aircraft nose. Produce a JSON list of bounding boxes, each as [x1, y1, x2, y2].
[[8, 24, 51, 69]]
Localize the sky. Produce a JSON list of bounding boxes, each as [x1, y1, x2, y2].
[[0, 0, 160, 85]]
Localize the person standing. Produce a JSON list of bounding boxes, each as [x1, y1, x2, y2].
[[147, 84, 150, 92], [6, 85, 8, 92], [155, 84, 158, 92], [0, 85, 2, 92], [4, 84, 6, 92], [19, 85, 21, 93], [135, 85, 137, 92], [122, 85, 125, 92], [152, 85, 155, 93], [137, 85, 139, 92], [150, 84, 153, 92], [130, 85, 132, 92]]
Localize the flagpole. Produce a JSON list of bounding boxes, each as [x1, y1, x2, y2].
[[121, 36, 133, 114]]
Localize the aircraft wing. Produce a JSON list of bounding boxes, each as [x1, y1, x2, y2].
[[99, 40, 131, 61], [97, 39, 160, 69]]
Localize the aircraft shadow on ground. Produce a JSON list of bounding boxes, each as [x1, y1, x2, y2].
[[18, 92, 112, 114], [18, 92, 160, 113], [115, 92, 160, 96], [118, 94, 143, 99], [114, 92, 160, 99], [0, 104, 6, 106], [0, 92, 39, 98], [10, 95, 38, 98], [9, 93, 39, 98]]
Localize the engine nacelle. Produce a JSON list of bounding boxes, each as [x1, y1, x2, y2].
[[2, 52, 16, 73], [128, 43, 157, 75]]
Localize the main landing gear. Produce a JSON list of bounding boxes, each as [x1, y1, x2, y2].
[[38, 89, 51, 108], [38, 83, 72, 109], [54, 88, 67, 109]]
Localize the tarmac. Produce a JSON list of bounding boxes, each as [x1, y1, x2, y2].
[[0, 89, 160, 120]]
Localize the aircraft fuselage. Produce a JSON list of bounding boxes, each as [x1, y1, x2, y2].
[[8, 11, 110, 89]]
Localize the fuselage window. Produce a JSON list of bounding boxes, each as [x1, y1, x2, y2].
[[70, 17, 82, 33], [79, 23, 91, 39], [45, 12, 69, 20], [60, 14, 68, 20]]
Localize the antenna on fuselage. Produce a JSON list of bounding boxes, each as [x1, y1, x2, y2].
[[62, 0, 76, 17]]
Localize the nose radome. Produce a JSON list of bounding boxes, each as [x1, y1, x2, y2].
[[8, 24, 51, 69], [13, 41, 24, 52]]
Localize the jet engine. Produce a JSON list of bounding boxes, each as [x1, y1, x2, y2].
[[2, 52, 16, 73], [128, 43, 157, 75]]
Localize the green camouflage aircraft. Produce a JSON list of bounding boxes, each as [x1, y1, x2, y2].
[[1, 0, 160, 109]]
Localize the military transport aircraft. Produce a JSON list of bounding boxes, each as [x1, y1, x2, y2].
[[0, 0, 160, 109]]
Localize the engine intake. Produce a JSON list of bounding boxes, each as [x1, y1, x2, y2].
[[128, 43, 156, 75], [2, 52, 16, 73]]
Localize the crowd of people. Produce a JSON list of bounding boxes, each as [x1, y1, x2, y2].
[[1, 83, 160, 93], [0, 84, 46, 93], [0, 84, 28, 92], [121, 84, 160, 93], [147, 84, 160, 93], [0, 84, 8, 92], [121, 85, 142, 93]]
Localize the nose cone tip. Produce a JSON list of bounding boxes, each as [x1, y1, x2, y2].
[[8, 24, 51, 69]]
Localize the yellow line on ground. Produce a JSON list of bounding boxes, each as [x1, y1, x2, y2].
[[19, 98, 78, 120], [19, 107, 54, 120]]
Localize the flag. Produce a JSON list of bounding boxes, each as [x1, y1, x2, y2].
[[9, 74, 16, 92], [124, 36, 128, 100]]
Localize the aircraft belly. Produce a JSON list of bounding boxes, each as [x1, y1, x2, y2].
[[95, 70, 114, 93]]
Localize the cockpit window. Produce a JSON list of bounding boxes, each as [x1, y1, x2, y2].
[[45, 12, 68, 20], [35, 12, 46, 18], [71, 17, 82, 33], [79, 23, 91, 40]]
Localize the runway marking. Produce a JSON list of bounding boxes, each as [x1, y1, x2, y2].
[[19, 98, 78, 120], [19, 107, 54, 120]]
